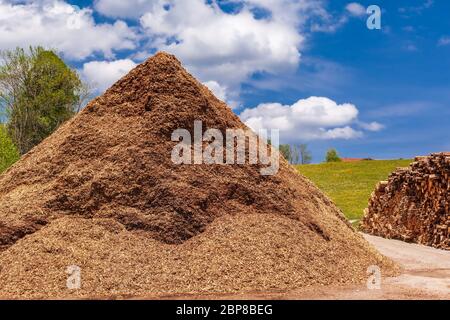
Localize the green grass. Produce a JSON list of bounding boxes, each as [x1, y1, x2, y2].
[[296, 159, 412, 223]]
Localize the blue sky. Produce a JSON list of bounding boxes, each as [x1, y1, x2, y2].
[[1, 0, 449, 162]]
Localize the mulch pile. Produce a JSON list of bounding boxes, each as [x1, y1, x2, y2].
[[362, 153, 449, 250], [0, 52, 396, 298]]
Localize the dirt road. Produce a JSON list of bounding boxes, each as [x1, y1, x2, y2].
[[278, 234, 450, 300], [150, 234, 450, 300]]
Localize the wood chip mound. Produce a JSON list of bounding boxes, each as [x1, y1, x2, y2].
[[0, 52, 397, 298], [361, 153, 450, 250]]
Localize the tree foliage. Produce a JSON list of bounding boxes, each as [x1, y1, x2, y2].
[[325, 148, 342, 162], [279, 144, 292, 163], [0, 47, 88, 154], [298, 144, 312, 165], [0, 124, 19, 173], [279, 143, 312, 164]]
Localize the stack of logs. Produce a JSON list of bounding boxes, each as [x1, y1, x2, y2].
[[361, 152, 449, 250]]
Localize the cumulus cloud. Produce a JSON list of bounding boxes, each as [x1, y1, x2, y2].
[[0, 0, 385, 142], [0, 0, 137, 60], [345, 2, 366, 17], [357, 121, 385, 132], [203, 81, 228, 102], [240, 97, 371, 140], [6, 0, 354, 102], [322, 126, 363, 139], [94, 0, 158, 19], [81, 59, 137, 93], [311, 2, 372, 33], [139, 0, 304, 92]]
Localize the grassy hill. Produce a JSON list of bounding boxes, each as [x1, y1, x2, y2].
[[296, 159, 412, 224]]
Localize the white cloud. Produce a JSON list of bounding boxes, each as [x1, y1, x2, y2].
[[345, 2, 366, 17], [94, 0, 158, 19], [240, 96, 371, 141], [0, 0, 137, 60], [203, 81, 228, 102], [10, 0, 351, 101], [310, 15, 348, 33], [357, 121, 384, 132], [438, 36, 450, 46], [139, 0, 304, 92], [81, 59, 137, 93], [322, 126, 363, 139], [203, 80, 241, 109], [0, 0, 370, 113], [135, 0, 355, 103], [310, 2, 367, 33]]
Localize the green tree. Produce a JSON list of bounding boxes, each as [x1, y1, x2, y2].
[[325, 148, 342, 162], [279, 144, 292, 163], [279, 144, 313, 164], [0, 47, 88, 154], [291, 145, 300, 164], [298, 144, 312, 164], [0, 124, 19, 173]]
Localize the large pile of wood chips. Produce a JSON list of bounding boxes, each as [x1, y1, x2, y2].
[[0, 52, 396, 298]]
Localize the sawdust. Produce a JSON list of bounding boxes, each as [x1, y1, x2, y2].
[[0, 52, 397, 298]]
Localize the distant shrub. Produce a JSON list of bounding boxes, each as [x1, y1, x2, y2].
[[0, 125, 19, 173], [325, 148, 342, 163]]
